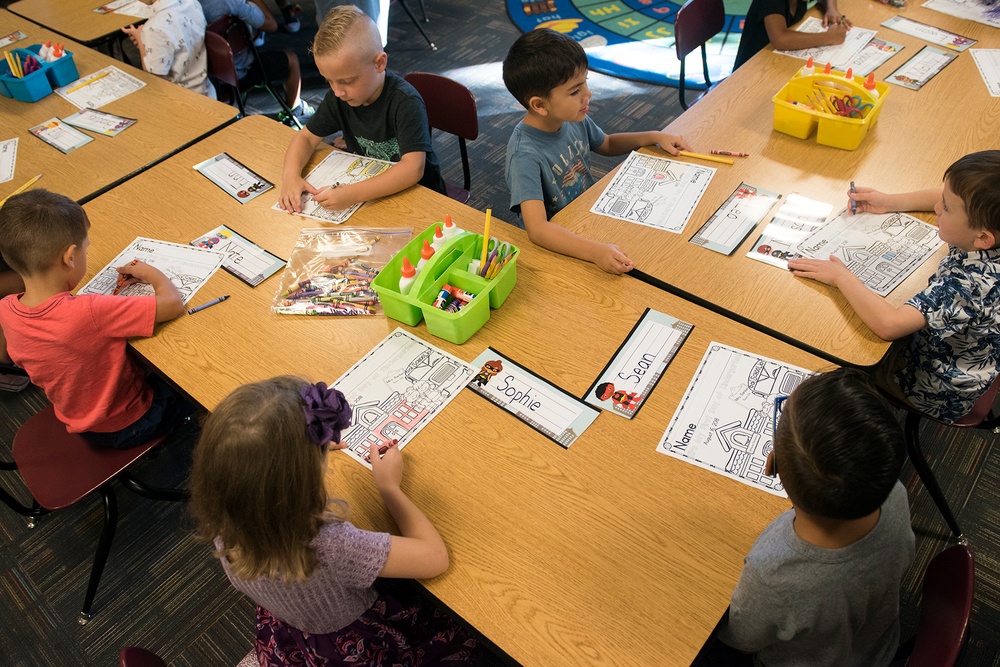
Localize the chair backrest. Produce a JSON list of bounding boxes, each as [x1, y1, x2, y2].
[[907, 544, 975, 667], [120, 647, 168, 667], [674, 0, 726, 60], [204, 29, 240, 90], [403, 72, 479, 142]]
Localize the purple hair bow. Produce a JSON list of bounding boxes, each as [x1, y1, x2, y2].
[[299, 382, 353, 446]]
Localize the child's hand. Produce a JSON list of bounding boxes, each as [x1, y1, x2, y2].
[[848, 186, 891, 215], [787, 255, 852, 286], [655, 133, 692, 156], [311, 184, 359, 212], [116, 259, 155, 287], [278, 177, 319, 214], [823, 9, 852, 28], [121, 24, 141, 47], [824, 23, 848, 45], [368, 441, 403, 493], [594, 244, 634, 275]]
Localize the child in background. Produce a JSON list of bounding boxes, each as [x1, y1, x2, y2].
[[190, 377, 479, 665], [714, 368, 914, 666], [278, 5, 445, 214], [502, 29, 691, 275], [733, 0, 849, 70], [0, 189, 191, 448], [122, 0, 216, 99], [0, 254, 27, 391], [198, 0, 313, 120], [789, 151, 1000, 424]]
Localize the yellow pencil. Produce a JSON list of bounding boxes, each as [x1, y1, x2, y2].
[[677, 150, 734, 166], [0, 173, 43, 207], [480, 208, 492, 271], [65, 70, 110, 94]]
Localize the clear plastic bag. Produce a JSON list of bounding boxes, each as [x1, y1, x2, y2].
[[271, 228, 412, 316]]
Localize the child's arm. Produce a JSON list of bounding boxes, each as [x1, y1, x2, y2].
[[820, 0, 851, 27], [244, 0, 278, 32], [116, 261, 184, 323], [279, 128, 325, 213], [309, 151, 425, 211], [121, 25, 146, 69], [595, 131, 692, 157], [849, 187, 942, 216], [522, 199, 633, 274], [369, 442, 450, 579], [787, 255, 927, 340], [764, 14, 847, 51]]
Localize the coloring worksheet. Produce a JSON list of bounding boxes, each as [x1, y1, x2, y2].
[[689, 182, 781, 255], [585, 309, 693, 419], [886, 45, 958, 90], [0, 138, 16, 184], [794, 209, 943, 296], [191, 225, 285, 287], [923, 0, 1000, 30], [747, 194, 833, 269], [55, 66, 146, 110], [273, 150, 393, 224], [656, 343, 815, 497], [78, 237, 225, 304], [334, 329, 475, 469], [971, 49, 1000, 96], [590, 151, 715, 233], [774, 17, 876, 69], [881, 16, 976, 51], [468, 348, 600, 447], [845, 38, 905, 76]]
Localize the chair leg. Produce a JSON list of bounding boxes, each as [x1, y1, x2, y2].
[[700, 44, 712, 88], [80, 484, 118, 625], [458, 137, 471, 193], [905, 413, 965, 543], [262, 82, 302, 130], [678, 60, 688, 110], [119, 470, 189, 502], [418, 0, 428, 21], [396, 0, 436, 50]]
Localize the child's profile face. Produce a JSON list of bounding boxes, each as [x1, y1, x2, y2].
[[315, 45, 387, 108], [934, 181, 981, 251], [537, 67, 591, 124]]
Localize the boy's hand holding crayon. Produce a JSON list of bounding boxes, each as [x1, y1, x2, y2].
[[847, 186, 893, 215], [312, 183, 359, 212], [368, 440, 403, 492]]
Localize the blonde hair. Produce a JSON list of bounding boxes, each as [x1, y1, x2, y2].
[[191, 376, 348, 582], [312, 4, 382, 60]]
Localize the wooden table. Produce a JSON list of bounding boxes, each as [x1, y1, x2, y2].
[[0, 10, 236, 204], [83, 116, 830, 667], [7, 0, 143, 47], [555, 0, 1000, 367]]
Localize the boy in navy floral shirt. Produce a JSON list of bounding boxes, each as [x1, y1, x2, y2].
[[788, 151, 1000, 424]]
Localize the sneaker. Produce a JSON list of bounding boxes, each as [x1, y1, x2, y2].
[[252, 31, 265, 47], [0, 371, 29, 392], [292, 99, 315, 122], [281, 4, 301, 33]]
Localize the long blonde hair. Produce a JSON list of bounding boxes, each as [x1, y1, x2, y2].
[[191, 376, 347, 582]]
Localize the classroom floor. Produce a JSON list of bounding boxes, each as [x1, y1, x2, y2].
[[1, 1, 999, 666]]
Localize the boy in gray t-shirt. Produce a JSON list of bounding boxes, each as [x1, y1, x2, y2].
[[716, 368, 915, 667]]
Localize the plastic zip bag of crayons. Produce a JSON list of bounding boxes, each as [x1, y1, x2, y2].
[[271, 227, 412, 316]]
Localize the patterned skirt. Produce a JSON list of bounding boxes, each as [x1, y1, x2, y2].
[[253, 587, 481, 666]]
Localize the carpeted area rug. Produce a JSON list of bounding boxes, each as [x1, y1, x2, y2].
[[505, 0, 747, 88]]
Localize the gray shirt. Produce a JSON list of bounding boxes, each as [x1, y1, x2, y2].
[[719, 482, 915, 667], [198, 0, 264, 80]]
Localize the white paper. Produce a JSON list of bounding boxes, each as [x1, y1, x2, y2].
[[689, 183, 781, 255], [794, 209, 944, 296], [923, 0, 1000, 30], [590, 151, 715, 234], [747, 194, 833, 269], [886, 45, 958, 90], [272, 150, 393, 224], [55, 66, 146, 110], [844, 37, 905, 77], [28, 119, 93, 154], [194, 153, 274, 203], [774, 17, 876, 70], [971, 49, 1000, 96], [114, 0, 154, 18], [62, 108, 136, 136], [334, 329, 476, 468], [77, 237, 225, 304], [0, 138, 17, 184], [0, 30, 28, 48], [657, 343, 816, 497], [881, 16, 976, 51]]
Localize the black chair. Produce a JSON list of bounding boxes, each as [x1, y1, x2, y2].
[[674, 0, 726, 110]]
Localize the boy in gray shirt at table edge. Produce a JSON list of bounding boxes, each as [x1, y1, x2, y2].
[[715, 368, 915, 667]]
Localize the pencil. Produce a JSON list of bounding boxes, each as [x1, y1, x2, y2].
[[677, 150, 734, 166], [480, 208, 492, 271], [65, 70, 110, 94], [0, 173, 43, 207]]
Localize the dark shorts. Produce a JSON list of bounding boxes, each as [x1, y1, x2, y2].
[[241, 50, 290, 89], [80, 374, 196, 450]]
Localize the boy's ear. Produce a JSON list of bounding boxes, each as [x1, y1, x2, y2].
[[974, 229, 997, 251], [527, 94, 549, 116], [373, 51, 387, 73], [61, 244, 78, 269]]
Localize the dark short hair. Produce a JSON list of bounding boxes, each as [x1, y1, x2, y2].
[[774, 368, 904, 520], [944, 150, 1000, 236], [503, 29, 588, 108], [0, 189, 89, 277]]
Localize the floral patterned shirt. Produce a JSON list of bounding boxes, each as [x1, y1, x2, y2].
[[141, 0, 215, 98], [896, 246, 1000, 423]]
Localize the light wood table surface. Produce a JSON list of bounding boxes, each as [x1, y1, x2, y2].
[[82, 116, 831, 667], [0, 10, 236, 204], [7, 0, 142, 47], [555, 0, 1000, 368]]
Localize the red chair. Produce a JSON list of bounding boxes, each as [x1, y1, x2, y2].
[[674, 0, 726, 110], [404, 72, 479, 204], [877, 368, 1000, 544], [0, 405, 187, 624], [205, 15, 301, 129], [119, 647, 169, 667], [905, 544, 975, 667]]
